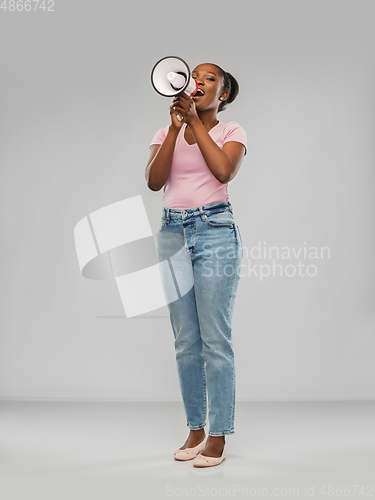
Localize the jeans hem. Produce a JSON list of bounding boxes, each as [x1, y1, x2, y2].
[[188, 423, 206, 430], [208, 430, 235, 436]]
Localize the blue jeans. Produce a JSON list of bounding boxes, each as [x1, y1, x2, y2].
[[156, 201, 243, 436]]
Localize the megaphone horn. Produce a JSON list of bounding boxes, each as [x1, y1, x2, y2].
[[151, 56, 198, 98]]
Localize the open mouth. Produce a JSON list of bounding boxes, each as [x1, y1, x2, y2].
[[194, 88, 205, 97]]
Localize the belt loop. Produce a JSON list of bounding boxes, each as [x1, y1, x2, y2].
[[198, 205, 207, 221], [166, 207, 170, 223]]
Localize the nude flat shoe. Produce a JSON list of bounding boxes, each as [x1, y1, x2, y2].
[[174, 436, 208, 461], [193, 446, 226, 467]]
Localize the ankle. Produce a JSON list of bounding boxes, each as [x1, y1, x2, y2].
[[189, 428, 205, 436], [207, 435, 225, 443]]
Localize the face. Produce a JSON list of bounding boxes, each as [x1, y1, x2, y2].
[[191, 64, 228, 111]]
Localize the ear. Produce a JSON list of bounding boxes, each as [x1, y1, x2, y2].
[[219, 90, 229, 102]]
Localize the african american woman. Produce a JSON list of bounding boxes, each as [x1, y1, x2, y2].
[[145, 62, 247, 467]]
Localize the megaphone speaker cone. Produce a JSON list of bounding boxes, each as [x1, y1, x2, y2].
[[151, 56, 198, 97]]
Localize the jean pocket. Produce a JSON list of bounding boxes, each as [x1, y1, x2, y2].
[[204, 211, 235, 228]]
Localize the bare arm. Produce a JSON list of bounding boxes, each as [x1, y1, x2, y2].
[[172, 93, 246, 184], [145, 126, 179, 191], [189, 118, 246, 183], [145, 93, 189, 191]]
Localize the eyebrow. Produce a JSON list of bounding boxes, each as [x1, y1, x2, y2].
[[192, 71, 217, 77]]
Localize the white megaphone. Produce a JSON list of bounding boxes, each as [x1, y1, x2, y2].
[[151, 56, 198, 121]]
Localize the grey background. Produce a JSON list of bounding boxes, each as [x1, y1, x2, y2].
[[0, 0, 374, 401]]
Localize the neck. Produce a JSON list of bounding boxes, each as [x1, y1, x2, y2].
[[195, 109, 219, 129]]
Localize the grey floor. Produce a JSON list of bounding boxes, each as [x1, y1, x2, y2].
[[0, 400, 374, 500]]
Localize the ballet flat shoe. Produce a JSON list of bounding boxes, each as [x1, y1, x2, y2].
[[174, 436, 208, 461], [193, 446, 226, 467]]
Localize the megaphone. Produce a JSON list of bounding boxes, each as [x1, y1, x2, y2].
[[151, 56, 198, 98]]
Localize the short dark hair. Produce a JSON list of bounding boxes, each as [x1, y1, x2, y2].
[[210, 64, 240, 112]]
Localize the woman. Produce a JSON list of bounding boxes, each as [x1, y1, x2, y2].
[[145, 62, 247, 467]]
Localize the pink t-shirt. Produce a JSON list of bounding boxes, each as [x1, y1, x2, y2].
[[149, 121, 247, 209]]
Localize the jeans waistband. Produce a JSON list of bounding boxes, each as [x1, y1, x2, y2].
[[162, 201, 233, 220]]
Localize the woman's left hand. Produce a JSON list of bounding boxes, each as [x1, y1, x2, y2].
[[171, 93, 198, 125]]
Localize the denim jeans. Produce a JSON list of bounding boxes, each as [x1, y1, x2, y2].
[[156, 201, 243, 436]]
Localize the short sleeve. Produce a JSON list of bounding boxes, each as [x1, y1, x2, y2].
[[223, 121, 247, 156], [149, 126, 168, 147]]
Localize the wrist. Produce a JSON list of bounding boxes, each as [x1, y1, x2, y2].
[[168, 124, 181, 136], [187, 115, 201, 129]]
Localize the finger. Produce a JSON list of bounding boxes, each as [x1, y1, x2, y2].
[[169, 105, 178, 114], [171, 98, 182, 108], [172, 93, 190, 103], [176, 92, 191, 102], [172, 96, 191, 112], [171, 104, 185, 114], [171, 97, 183, 107], [170, 109, 184, 122], [170, 102, 182, 111]]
